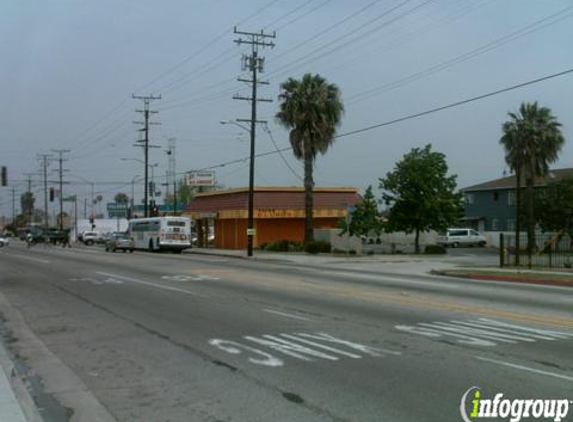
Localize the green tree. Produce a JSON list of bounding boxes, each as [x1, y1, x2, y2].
[[276, 73, 344, 243], [339, 185, 384, 238], [500, 102, 565, 263], [114, 192, 129, 204], [535, 178, 573, 237], [379, 144, 462, 253]]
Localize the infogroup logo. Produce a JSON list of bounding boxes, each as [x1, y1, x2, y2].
[[460, 387, 571, 422]]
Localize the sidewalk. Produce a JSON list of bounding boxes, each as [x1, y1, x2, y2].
[[0, 339, 28, 422], [185, 248, 573, 286]]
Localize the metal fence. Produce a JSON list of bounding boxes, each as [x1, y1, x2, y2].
[[500, 232, 573, 270]]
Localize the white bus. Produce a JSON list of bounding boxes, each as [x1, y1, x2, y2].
[[128, 217, 191, 253]]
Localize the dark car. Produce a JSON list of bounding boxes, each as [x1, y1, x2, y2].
[[104, 234, 134, 253]]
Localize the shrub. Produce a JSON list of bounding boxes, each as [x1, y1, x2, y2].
[[424, 244, 446, 254], [304, 240, 332, 254], [265, 239, 301, 252]]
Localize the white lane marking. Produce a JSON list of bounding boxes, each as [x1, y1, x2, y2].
[[162, 274, 220, 282], [396, 318, 573, 347], [209, 332, 400, 367], [1, 253, 50, 264], [263, 309, 312, 321], [475, 356, 573, 382], [96, 271, 207, 297]]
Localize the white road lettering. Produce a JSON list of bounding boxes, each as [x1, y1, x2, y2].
[[476, 318, 572, 340], [418, 323, 518, 343], [279, 334, 362, 358], [244, 335, 338, 361], [297, 332, 401, 356], [396, 318, 573, 347], [208, 339, 283, 367], [209, 332, 399, 367]]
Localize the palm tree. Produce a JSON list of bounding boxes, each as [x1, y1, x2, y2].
[[276, 73, 344, 244], [500, 102, 565, 265]]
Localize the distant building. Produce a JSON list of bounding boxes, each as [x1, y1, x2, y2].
[[461, 168, 573, 245], [186, 187, 360, 249]]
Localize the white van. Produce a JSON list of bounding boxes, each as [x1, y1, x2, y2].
[[438, 228, 487, 248]]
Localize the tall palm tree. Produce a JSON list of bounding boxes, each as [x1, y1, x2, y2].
[[500, 102, 565, 265], [276, 73, 344, 244]]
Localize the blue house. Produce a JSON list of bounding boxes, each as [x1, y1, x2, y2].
[[461, 168, 573, 244]]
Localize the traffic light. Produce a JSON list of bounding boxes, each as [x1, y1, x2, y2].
[[148, 181, 155, 196], [1, 166, 6, 186], [49, 187, 55, 202]]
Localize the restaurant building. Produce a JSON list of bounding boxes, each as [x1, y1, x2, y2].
[[186, 187, 360, 249]]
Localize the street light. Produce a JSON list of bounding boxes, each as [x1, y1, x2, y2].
[[121, 158, 159, 218], [220, 120, 255, 257], [130, 175, 142, 218]]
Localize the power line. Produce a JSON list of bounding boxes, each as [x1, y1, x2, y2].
[[346, 3, 573, 104], [184, 67, 573, 173]]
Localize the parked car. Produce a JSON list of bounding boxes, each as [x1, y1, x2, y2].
[[438, 228, 487, 248], [105, 233, 134, 253], [81, 231, 101, 245], [0, 235, 9, 247]]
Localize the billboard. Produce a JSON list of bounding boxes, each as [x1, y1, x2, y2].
[[186, 171, 216, 187]]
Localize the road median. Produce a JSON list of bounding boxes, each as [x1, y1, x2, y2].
[[434, 268, 573, 288]]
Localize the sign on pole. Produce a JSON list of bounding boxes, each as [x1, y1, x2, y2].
[[185, 171, 216, 187]]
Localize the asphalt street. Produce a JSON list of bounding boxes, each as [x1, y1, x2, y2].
[[0, 241, 571, 422]]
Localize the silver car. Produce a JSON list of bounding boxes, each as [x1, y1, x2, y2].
[[104, 234, 134, 253]]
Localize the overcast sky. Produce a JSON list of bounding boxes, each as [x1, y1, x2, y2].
[[1, 0, 572, 217]]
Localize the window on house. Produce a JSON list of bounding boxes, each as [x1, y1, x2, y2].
[[465, 193, 474, 205], [491, 218, 499, 231], [493, 191, 499, 201], [508, 191, 516, 206], [507, 218, 515, 231]]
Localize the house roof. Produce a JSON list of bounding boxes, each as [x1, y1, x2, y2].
[[188, 187, 360, 213], [462, 168, 573, 192]]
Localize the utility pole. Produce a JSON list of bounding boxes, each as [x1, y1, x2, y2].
[[37, 154, 53, 229], [132, 94, 161, 218], [233, 27, 276, 257], [11, 187, 16, 226], [23, 173, 34, 225], [52, 149, 70, 230]]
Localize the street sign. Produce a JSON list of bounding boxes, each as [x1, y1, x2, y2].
[[247, 228, 256, 236], [185, 171, 216, 187], [107, 202, 128, 218]]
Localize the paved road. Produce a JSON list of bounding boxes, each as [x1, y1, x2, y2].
[[0, 242, 571, 422]]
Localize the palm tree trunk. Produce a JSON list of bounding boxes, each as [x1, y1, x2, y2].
[[304, 139, 314, 244], [415, 227, 420, 254], [515, 162, 521, 266], [525, 166, 535, 268]]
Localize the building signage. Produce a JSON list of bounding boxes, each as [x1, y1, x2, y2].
[[186, 171, 216, 187], [255, 209, 297, 218]]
